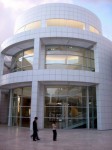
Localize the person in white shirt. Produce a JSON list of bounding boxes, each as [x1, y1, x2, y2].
[[52, 121, 57, 141]]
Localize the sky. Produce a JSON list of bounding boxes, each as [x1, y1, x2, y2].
[[0, 0, 112, 44]]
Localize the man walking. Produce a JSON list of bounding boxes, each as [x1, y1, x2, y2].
[[33, 117, 40, 141]]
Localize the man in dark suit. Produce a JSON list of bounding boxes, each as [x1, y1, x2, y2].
[[33, 117, 40, 141]]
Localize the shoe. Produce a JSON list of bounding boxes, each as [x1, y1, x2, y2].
[[33, 140, 36, 141], [37, 139, 40, 140]]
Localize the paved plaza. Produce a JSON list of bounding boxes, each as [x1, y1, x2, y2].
[[0, 125, 112, 150]]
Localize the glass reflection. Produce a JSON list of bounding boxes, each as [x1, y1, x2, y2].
[[45, 45, 95, 71], [89, 26, 99, 34], [15, 21, 41, 34], [11, 48, 34, 72], [11, 87, 31, 127], [46, 19, 85, 30]]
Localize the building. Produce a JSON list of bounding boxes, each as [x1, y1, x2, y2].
[[0, 3, 112, 130]]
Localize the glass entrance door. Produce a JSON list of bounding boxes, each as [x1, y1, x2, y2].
[[44, 96, 67, 128], [44, 86, 97, 129], [11, 87, 31, 127]]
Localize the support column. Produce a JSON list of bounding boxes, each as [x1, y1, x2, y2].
[[30, 37, 41, 130], [8, 90, 12, 126], [30, 82, 45, 130], [86, 87, 90, 129], [0, 53, 4, 76], [37, 83, 45, 129], [30, 81, 38, 130], [0, 90, 1, 123], [33, 38, 41, 70]]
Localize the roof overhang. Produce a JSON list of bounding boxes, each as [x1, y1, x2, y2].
[[41, 37, 96, 49], [2, 40, 34, 56], [0, 82, 32, 90]]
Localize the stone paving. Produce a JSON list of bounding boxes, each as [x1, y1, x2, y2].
[[0, 124, 112, 150]]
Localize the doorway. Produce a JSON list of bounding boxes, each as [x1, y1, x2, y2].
[[44, 86, 97, 129]]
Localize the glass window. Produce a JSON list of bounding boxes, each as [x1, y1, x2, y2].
[[91, 51, 94, 59], [45, 45, 95, 72], [11, 87, 31, 127], [91, 59, 95, 68], [44, 86, 97, 129], [67, 56, 79, 64], [15, 21, 41, 34], [23, 87, 31, 97], [46, 19, 85, 30], [46, 55, 66, 64], [89, 26, 99, 34], [12, 88, 22, 97], [11, 48, 34, 72], [67, 20, 85, 30], [25, 21, 41, 31], [83, 57, 87, 67]]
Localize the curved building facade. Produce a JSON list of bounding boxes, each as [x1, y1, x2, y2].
[[0, 3, 112, 130]]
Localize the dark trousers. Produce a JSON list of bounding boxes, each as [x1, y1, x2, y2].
[[53, 130, 57, 141], [33, 130, 39, 140]]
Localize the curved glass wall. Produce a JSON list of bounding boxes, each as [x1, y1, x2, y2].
[[10, 87, 31, 127], [44, 86, 97, 129], [45, 45, 95, 71], [15, 21, 41, 34], [11, 48, 34, 72], [46, 19, 85, 30]]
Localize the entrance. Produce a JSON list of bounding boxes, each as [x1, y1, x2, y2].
[[44, 86, 97, 129], [10, 87, 31, 127]]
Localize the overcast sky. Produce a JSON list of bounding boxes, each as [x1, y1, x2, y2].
[[0, 0, 112, 44]]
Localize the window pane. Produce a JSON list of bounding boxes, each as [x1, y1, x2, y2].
[[83, 57, 87, 67], [46, 55, 66, 64], [89, 26, 99, 34], [24, 49, 34, 57], [11, 49, 34, 72], [67, 56, 79, 64], [91, 51, 94, 59], [12, 88, 22, 96], [25, 21, 41, 31], [11, 87, 31, 127], [23, 87, 31, 97], [21, 107, 31, 117], [15, 21, 41, 34], [22, 57, 33, 67], [45, 45, 94, 72], [46, 19, 85, 30]]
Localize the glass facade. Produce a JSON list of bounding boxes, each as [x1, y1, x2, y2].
[[10, 87, 31, 127], [10, 48, 34, 72], [46, 45, 95, 71], [3, 56, 12, 75], [44, 86, 97, 129], [9, 85, 96, 129]]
